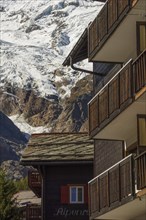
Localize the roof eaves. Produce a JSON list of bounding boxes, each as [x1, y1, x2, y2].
[[62, 28, 88, 66], [20, 160, 93, 166]]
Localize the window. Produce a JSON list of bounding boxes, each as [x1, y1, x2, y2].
[[137, 22, 146, 54], [137, 115, 146, 147], [70, 186, 84, 204], [61, 184, 88, 204]]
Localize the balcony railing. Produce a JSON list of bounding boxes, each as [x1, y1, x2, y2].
[[89, 0, 137, 58], [89, 155, 135, 219], [89, 50, 146, 136], [136, 151, 146, 190], [28, 170, 42, 198], [24, 204, 41, 220]]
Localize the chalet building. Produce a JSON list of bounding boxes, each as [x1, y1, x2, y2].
[[21, 133, 94, 220], [63, 0, 146, 220], [14, 190, 41, 220]]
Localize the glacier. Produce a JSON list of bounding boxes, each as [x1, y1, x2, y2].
[[0, 0, 103, 133]]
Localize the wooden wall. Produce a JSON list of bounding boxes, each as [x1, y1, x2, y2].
[[42, 163, 93, 220], [94, 139, 124, 176]]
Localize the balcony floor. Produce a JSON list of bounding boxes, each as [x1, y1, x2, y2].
[[94, 91, 146, 147]]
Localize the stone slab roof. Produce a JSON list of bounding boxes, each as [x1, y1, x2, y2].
[[21, 133, 94, 165], [14, 190, 41, 207]]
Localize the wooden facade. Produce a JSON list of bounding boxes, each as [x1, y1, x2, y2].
[[41, 164, 93, 220], [94, 140, 124, 176], [21, 133, 94, 220], [87, 0, 146, 218], [89, 50, 146, 137]]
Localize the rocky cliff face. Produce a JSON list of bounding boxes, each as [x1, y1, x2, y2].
[[0, 74, 93, 133], [0, 0, 103, 134], [52, 74, 93, 132]]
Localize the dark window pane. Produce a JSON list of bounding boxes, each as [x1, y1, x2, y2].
[[78, 188, 83, 202]]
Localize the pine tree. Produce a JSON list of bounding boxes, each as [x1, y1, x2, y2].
[[0, 169, 20, 220], [14, 177, 29, 191]]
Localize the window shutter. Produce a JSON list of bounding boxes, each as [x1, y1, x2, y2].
[[84, 184, 88, 204], [61, 186, 69, 204]]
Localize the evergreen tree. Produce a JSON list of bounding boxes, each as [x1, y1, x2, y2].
[[14, 177, 29, 191], [0, 169, 20, 220]]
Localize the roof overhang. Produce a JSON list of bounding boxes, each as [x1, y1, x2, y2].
[[63, 28, 88, 66], [20, 160, 93, 166]]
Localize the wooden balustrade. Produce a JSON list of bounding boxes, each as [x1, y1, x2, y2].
[[136, 151, 146, 190], [25, 204, 41, 220], [89, 155, 135, 218], [89, 59, 132, 134], [28, 170, 42, 198], [89, 0, 133, 57], [89, 50, 146, 136], [28, 170, 41, 187]]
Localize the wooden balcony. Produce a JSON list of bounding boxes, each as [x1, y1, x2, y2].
[[89, 152, 146, 220], [89, 50, 146, 138], [89, 0, 138, 60], [23, 204, 41, 220], [28, 170, 42, 198], [89, 155, 135, 219]]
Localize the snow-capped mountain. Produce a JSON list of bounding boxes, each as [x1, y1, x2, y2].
[[0, 0, 104, 133]]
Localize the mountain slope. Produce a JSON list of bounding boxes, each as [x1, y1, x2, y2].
[[0, 111, 28, 179], [0, 111, 27, 144], [0, 111, 27, 162], [0, 0, 104, 133]]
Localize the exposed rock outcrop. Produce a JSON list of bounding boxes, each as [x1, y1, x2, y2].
[[1, 160, 29, 180], [0, 74, 93, 132]]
